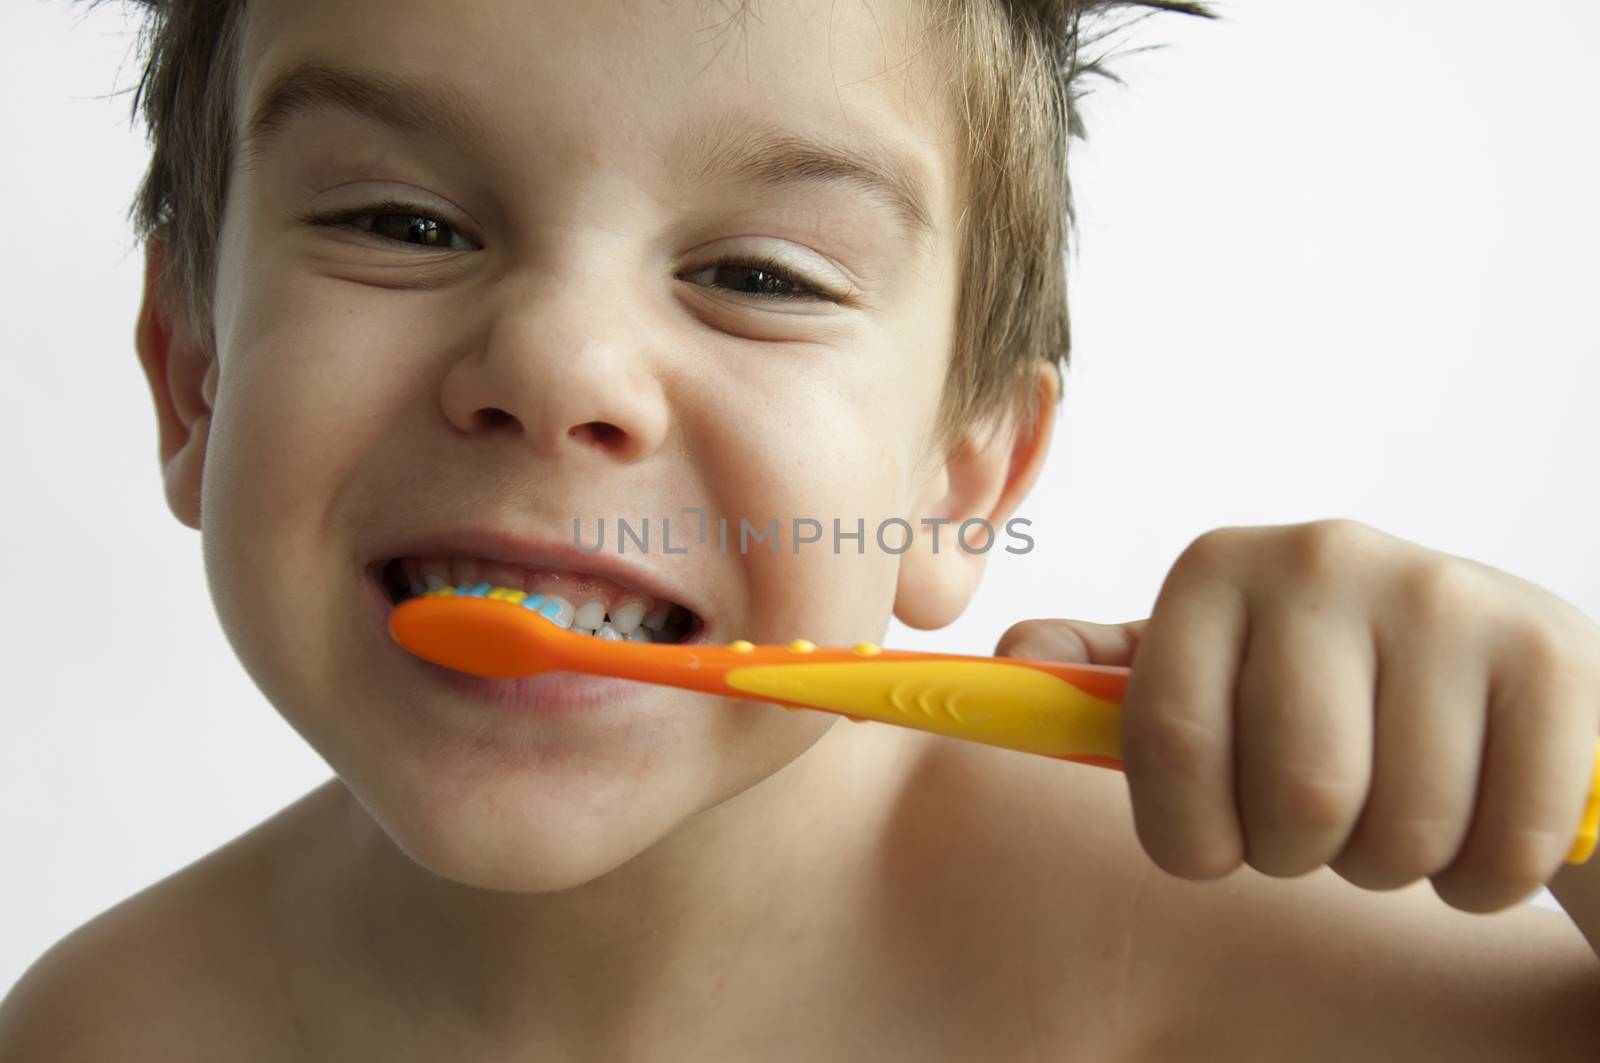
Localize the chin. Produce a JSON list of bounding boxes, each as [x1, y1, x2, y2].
[[318, 682, 838, 894], [340, 750, 705, 894]]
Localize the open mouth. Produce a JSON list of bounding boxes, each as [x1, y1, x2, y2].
[[374, 556, 702, 644]]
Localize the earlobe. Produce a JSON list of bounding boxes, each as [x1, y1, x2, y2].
[[134, 238, 215, 530], [892, 363, 1059, 630]]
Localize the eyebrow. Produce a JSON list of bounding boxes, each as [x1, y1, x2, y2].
[[242, 59, 496, 169], [242, 58, 938, 249], [666, 113, 938, 250]]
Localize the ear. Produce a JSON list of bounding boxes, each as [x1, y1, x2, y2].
[[134, 238, 217, 530], [893, 361, 1058, 629]]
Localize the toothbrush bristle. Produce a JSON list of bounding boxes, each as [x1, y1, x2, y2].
[[422, 583, 573, 627], [415, 582, 696, 645]]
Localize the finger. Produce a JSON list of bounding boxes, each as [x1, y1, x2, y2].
[[1121, 566, 1248, 879], [1329, 616, 1486, 890], [1235, 594, 1375, 877], [1431, 650, 1600, 913], [995, 618, 1147, 668]]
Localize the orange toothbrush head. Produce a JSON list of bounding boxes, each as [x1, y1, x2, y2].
[[389, 583, 581, 678]]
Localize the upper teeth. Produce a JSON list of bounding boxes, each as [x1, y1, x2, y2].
[[609, 600, 646, 634], [573, 599, 606, 630], [397, 556, 685, 643]]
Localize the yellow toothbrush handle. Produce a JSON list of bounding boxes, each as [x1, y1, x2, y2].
[[724, 657, 1125, 766]]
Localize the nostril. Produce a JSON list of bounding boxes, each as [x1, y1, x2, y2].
[[569, 421, 624, 447]]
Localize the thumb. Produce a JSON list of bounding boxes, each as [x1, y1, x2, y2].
[[994, 617, 1149, 669]]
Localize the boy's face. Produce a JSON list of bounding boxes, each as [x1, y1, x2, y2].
[[149, 0, 1011, 891]]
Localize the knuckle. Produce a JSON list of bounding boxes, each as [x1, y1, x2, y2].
[[1396, 559, 1484, 629], [1180, 845, 1245, 881], [1284, 519, 1372, 582], [1173, 526, 1242, 577], [995, 619, 1046, 656], [1328, 841, 1413, 889], [1270, 768, 1364, 832], [1432, 819, 1571, 912], [1506, 618, 1577, 676], [995, 619, 1085, 662], [1358, 816, 1461, 879], [1490, 823, 1565, 885], [1130, 701, 1217, 785], [1331, 859, 1409, 890]]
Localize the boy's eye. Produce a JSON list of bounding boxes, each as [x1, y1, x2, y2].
[[677, 257, 842, 304], [304, 200, 480, 252]]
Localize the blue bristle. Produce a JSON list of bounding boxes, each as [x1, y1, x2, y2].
[[465, 582, 491, 597], [521, 594, 547, 611]]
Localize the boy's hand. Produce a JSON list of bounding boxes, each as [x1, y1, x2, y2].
[[995, 519, 1600, 914]]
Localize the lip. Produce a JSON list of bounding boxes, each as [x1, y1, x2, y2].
[[361, 524, 712, 714], [360, 557, 701, 714], [366, 523, 713, 632]]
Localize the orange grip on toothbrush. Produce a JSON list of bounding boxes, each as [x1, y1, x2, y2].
[[390, 587, 1600, 865]]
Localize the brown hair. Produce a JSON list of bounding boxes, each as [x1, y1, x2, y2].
[[923, 0, 1213, 452], [97, 0, 1211, 453]]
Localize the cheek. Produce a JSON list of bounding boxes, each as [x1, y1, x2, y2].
[[687, 362, 917, 646], [208, 261, 460, 525], [210, 285, 373, 541], [201, 269, 438, 693]]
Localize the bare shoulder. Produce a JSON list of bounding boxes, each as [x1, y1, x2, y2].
[[882, 732, 1600, 1062], [875, 730, 1172, 1062], [1133, 856, 1600, 1062], [0, 781, 342, 1063]]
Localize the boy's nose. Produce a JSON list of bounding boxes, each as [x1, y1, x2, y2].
[[438, 273, 671, 464]]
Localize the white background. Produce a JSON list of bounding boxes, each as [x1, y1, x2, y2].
[[3, 0, 1597, 995]]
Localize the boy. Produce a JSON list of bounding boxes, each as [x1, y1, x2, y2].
[[4, 0, 1600, 1059]]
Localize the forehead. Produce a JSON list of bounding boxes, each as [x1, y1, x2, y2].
[[234, 0, 961, 250]]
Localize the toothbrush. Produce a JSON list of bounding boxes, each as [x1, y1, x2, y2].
[[390, 582, 1600, 865]]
